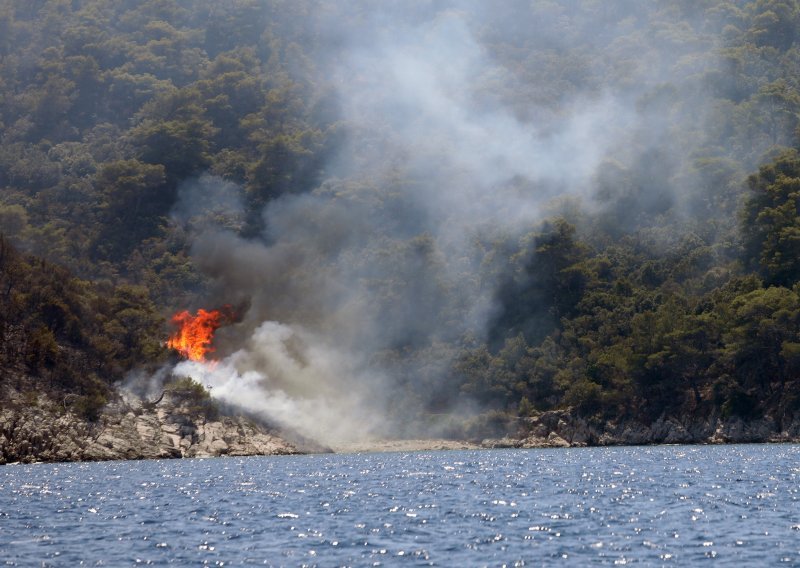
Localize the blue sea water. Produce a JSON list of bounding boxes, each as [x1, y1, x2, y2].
[[1, 445, 799, 566]]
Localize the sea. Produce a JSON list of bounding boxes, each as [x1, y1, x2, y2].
[[1, 445, 798, 566]]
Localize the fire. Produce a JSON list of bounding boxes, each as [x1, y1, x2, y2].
[[167, 307, 233, 362]]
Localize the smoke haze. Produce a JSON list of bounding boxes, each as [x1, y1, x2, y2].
[[168, 2, 733, 445]]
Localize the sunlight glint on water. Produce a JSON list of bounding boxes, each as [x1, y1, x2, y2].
[[1, 445, 799, 565]]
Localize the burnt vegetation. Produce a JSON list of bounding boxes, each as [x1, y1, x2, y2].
[[3, 0, 800, 435]]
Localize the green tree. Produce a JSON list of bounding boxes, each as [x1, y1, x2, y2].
[[742, 150, 800, 286], [132, 102, 218, 182], [721, 285, 800, 400], [91, 160, 167, 262], [490, 218, 589, 347]]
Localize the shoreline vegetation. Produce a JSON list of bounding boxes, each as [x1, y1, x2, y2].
[[4, 1, 800, 463]]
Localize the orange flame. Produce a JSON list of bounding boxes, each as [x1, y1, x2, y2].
[[167, 307, 232, 362]]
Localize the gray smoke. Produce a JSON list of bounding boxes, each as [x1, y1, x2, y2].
[[170, 3, 725, 445]]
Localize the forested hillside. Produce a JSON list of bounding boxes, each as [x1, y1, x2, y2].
[[3, 0, 800, 444]]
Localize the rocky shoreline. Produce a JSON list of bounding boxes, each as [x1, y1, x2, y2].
[[331, 439, 482, 453], [0, 386, 327, 464], [4, 386, 800, 464], [330, 410, 800, 454], [480, 409, 800, 449]]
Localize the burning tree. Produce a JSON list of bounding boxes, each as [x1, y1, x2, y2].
[[166, 307, 234, 362]]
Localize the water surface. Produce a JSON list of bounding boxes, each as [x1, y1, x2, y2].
[[1, 445, 799, 565]]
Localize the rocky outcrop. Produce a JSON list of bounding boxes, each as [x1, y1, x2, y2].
[[6, 382, 800, 463], [0, 387, 328, 464], [481, 409, 800, 449]]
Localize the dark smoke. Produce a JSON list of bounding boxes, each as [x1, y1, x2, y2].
[[170, 2, 732, 445]]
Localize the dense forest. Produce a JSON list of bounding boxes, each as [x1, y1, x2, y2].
[[3, 0, 800, 443]]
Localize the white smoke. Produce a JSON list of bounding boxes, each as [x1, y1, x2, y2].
[[329, 13, 632, 241], [172, 321, 382, 444], [164, 4, 723, 444]]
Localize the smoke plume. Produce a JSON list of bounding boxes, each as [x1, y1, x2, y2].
[[168, 3, 724, 445]]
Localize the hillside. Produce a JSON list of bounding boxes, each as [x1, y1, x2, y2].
[[3, 1, 800, 454]]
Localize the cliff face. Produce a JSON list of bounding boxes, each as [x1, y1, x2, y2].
[[481, 409, 800, 449], [0, 385, 325, 464]]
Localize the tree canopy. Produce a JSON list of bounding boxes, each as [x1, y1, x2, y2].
[[3, 0, 800, 435]]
